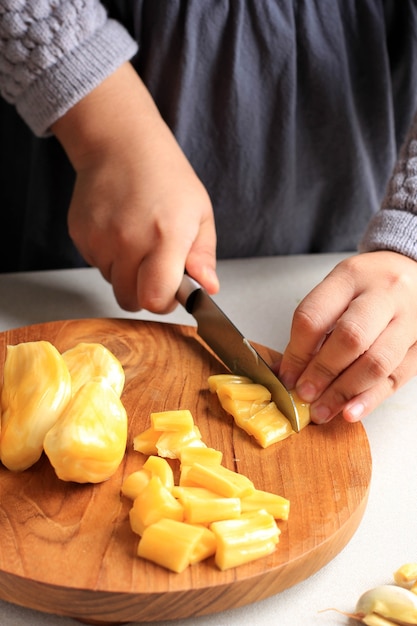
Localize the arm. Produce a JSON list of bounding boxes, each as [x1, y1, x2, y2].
[[279, 110, 417, 424], [0, 1, 219, 310], [51, 61, 219, 312], [0, 0, 137, 136]]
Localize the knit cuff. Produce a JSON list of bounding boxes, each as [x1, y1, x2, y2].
[[359, 209, 417, 261], [15, 19, 138, 137]]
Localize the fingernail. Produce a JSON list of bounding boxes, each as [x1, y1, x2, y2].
[[296, 381, 318, 403], [346, 402, 365, 422], [202, 266, 219, 293], [310, 404, 332, 424]]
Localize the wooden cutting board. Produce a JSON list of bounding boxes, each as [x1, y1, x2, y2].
[[0, 318, 372, 624]]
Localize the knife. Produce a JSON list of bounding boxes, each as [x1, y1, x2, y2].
[[176, 274, 301, 433]]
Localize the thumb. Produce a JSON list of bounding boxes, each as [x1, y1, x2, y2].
[[185, 218, 219, 294]]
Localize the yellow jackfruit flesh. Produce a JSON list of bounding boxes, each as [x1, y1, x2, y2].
[[125, 410, 290, 573], [62, 342, 125, 396], [43, 378, 127, 483], [209, 374, 311, 446], [0, 341, 72, 471]]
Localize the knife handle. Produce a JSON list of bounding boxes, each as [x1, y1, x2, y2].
[[176, 275, 202, 313]]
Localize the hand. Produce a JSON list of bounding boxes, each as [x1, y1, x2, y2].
[[52, 62, 219, 313], [278, 251, 417, 423]]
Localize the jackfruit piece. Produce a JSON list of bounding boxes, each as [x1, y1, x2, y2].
[[0, 341, 72, 471], [62, 342, 125, 396], [43, 378, 127, 483]]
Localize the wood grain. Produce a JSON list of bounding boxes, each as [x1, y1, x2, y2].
[[0, 319, 372, 624]]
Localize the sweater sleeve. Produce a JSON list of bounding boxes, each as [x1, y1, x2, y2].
[[359, 109, 417, 260], [0, 0, 138, 136]]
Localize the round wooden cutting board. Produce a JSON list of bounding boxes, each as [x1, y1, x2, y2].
[[0, 318, 372, 624]]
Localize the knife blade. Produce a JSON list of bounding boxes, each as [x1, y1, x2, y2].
[[176, 274, 300, 433]]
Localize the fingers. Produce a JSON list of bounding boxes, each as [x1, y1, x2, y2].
[[289, 288, 397, 402], [279, 263, 360, 390], [342, 340, 417, 423], [79, 221, 218, 314], [107, 212, 218, 314], [135, 242, 191, 314], [68, 161, 218, 313], [306, 316, 413, 423], [279, 252, 417, 425], [185, 215, 219, 295]]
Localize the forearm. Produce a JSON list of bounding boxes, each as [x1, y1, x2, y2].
[[0, 0, 137, 136], [359, 109, 417, 259], [51, 62, 172, 171]]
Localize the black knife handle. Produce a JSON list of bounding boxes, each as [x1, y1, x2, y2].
[[176, 274, 202, 313]]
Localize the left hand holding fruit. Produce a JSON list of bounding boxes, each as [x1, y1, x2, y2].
[[279, 251, 417, 424]]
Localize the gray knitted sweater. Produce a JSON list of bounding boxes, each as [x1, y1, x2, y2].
[[360, 113, 417, 259], [1, 0, 417, 263], [0, 0, 137, 135]]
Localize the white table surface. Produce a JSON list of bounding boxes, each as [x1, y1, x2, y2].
[[0, 253, 416, 626]]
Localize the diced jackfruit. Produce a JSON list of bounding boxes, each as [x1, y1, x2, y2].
[[174, 486, 241, 524], [180, 446, 222, 467], [240, 489, 290, 520], [211, 510, 280, 570], [129, 476, 183, 535], [182, 462, 255, 498], [208, 374, 311, 447], [137, 519, 215, 573], [242, 402, 294, 447], [143, 455, 174, 490], [151, 409, 194, 432], [121, 469, 151, 500], [207, 374, 252, 393]]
